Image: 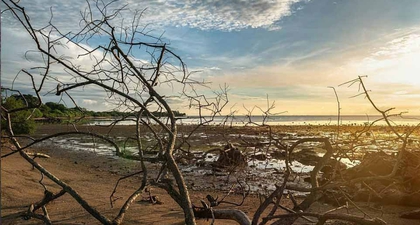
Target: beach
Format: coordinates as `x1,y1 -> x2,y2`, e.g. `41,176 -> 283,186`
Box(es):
2,124 -> 420,224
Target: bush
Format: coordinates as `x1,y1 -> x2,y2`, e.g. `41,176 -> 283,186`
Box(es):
1,96 -> 37,134
33,108 -> 43,118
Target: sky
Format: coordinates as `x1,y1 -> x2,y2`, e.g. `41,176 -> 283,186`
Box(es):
2,0 -> 420,116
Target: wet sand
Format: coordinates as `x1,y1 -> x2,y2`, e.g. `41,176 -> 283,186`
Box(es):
1,142 -> 266,225
2,124 -> 420,224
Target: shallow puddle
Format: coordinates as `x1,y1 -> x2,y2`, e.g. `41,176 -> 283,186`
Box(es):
37,128 -> 419,194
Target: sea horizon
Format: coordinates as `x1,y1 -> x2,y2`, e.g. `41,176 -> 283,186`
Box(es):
88,114 -> 420,126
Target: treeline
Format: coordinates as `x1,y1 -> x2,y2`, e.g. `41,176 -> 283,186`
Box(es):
1,94 -> 186,134
3,94 -> 186,118
2,94 -> 126,118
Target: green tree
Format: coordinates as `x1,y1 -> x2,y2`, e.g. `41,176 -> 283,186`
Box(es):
1,96 -> 36,134
39,104 -> 51,116
11,94 -> 40,107
45,102 -> 66,112
32,108 -> 43,118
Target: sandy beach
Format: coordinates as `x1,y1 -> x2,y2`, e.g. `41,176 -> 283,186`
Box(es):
2,141 -> 266,225
2,124 -> 420,224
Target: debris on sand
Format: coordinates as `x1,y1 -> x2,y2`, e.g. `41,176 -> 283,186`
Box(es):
212,143 -> 247,168
341,151 -> 420,207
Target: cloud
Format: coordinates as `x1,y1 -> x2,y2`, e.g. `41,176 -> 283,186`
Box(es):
2,0 -> 306,32
123,0 -> 305,31
82,99 -> 98,105
189,66 -> 222,72
1,24 -> 191,112
347,30 -> 420,86
1,27 -> 109,90
1,25 -> 145,111
3,0 -> 419,116
372,34 -> 420,58
1,0 -> 87,32
209,63 -> 338,89
197,28 -> 420,115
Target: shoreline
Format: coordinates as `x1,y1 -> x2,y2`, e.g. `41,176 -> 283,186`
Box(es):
1,142 -> 264,225
33,114 -> 420,127
2,124 -> 420,224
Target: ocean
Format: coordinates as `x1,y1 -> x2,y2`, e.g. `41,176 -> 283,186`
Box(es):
89,115 -> 420,126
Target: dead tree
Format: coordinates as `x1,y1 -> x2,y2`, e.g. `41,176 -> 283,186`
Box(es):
2,0 -> 418,224
191,97 -> 389,225
1,0 -> 226,224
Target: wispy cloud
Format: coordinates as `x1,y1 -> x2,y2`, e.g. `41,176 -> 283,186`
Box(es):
3,0 -> 420,115
210,61 -> 341,89
129,0 -> 306,31
372,34 -> 420,58
2,0 -> 307,32
348,30 -> 420,86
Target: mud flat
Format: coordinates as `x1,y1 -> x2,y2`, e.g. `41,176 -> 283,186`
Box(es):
2,124 -> 420,224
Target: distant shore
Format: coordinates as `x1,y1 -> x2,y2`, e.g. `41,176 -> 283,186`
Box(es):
33,114 -> 420,127
31,123 -> 420,138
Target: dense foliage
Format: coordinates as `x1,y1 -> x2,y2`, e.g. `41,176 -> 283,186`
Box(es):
1,94 -> 186,128
1,95 -> 37,134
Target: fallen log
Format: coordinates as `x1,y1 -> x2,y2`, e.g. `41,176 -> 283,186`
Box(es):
194,208 -> 251,225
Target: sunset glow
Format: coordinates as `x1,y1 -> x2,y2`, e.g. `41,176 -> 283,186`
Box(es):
2,0 -> 420,116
